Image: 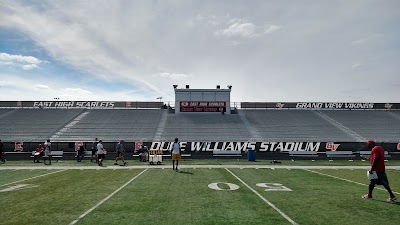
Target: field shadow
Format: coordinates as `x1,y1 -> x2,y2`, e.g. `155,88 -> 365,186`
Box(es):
178,170 -> 194,175
371,199 -> 400,206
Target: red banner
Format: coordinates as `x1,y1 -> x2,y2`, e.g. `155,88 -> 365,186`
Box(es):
180,102 -> 226,107
180,101 -> 226,112
14,141 -> 23,151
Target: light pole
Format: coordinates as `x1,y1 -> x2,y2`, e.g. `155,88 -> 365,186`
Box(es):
156,97 -> 163,108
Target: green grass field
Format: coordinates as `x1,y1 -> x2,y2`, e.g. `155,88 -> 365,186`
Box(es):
1,161 -> 400,225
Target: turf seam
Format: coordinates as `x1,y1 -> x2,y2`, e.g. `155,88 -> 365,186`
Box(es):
225,168 -> 298,225
68,168 -> 148,225
0,169 -> 66,187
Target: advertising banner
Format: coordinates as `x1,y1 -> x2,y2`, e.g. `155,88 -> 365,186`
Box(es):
240,102 -> 400,110
180,101 -> 226,112
137,141 -> 399,153
0,101 -> 163,109
14,141 -> 23,151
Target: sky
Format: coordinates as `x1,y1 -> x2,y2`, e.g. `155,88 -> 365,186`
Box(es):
0,0 -> 399,103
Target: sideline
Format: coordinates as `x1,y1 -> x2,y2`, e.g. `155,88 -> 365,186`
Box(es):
0,170 -> 66,187
304,169 -> 400,195
225,168 -> 298,225
69,168 -> 148,225
2,165 -> 400,170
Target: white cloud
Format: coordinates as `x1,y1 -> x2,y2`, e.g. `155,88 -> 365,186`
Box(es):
0,74 -> 152,101
216,21 -> 258,38
22,64 -> 39,70
62,88 -> 92,95
0,2 -> 165,96
351,63 -> 361,69
189,14 -> 222,27
0,52 -> 42,64
0,61 -> 14,66
157,72 -> 192,80
0,80 -> 7,88
0,52 -> 43,70
215,19 -> 280,39
0,1 -> 399,102
264,25 -> 281,34
58,88 -> 93,100
351,33 -> 385,45
34,84 -> 49,89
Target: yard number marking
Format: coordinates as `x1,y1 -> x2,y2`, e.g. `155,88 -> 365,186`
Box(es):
225,169 -> 298,225
256,183 -> 292,191
208,182 -> 240,191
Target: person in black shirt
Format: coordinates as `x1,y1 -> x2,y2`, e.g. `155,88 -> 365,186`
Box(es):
138,144 -> 148,162
77,145 -> 85,162
91,138 -> 98,163
0,140 -> 5,163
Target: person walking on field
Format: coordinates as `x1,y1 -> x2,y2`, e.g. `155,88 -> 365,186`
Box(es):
0,140 -> 6,163
114,140 -> 127,166
77,145 -> 85,162
91,138 -> 98,163
362,140 -> 396,202
172,138 -> 181,171
44,139 -> 52,165
97,140 -> 106,166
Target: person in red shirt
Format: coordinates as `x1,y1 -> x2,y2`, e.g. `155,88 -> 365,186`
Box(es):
33,144 -> 44,163
362,140 -> 396,202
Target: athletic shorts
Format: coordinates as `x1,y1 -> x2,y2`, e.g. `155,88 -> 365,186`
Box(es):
370,171 -> 389,186
98,154 -> 105,159
45,150 -> 50,157
91,149 -> 96,156
172,154 -> 181,161
117,152 -> 123,157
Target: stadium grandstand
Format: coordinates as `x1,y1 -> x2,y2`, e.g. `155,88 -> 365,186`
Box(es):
0,99 -> 399,160
1,105 -> 400,143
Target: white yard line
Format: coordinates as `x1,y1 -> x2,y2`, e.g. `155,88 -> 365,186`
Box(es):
0,169 -> 66,187
69,168 -> 148,225
225,168 -> 298,225
304,169 -> 400,195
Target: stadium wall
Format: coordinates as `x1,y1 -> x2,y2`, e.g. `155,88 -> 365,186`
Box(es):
3,141 -> 400,160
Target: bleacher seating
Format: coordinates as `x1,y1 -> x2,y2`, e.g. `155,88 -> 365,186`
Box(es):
243,110 -> 355,141
0,109 -> 12,116
0,109 -> 84,141
0,107 -> 399,143
57,109 -> 162,141
321,110 -> 400,142
161,113 -> 251,141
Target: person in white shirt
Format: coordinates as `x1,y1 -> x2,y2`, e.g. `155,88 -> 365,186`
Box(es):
44,139 -> 51,165
97,140 -> 105,166
172,138 -> 181,171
